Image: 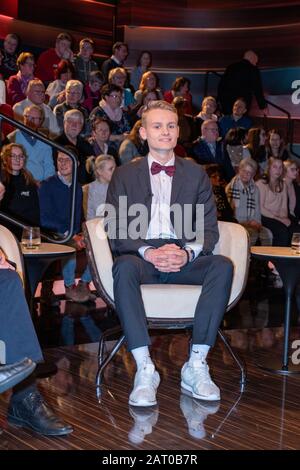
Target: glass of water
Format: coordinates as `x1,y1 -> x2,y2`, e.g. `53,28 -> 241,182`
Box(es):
21,226 -> 41,249
291,233 -> 300,254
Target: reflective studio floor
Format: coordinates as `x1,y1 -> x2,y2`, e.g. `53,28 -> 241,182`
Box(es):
1,264 -> 300,450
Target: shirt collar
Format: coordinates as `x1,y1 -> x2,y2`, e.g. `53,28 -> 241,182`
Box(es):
58,172 -> 72,187
147,152 -> 175,171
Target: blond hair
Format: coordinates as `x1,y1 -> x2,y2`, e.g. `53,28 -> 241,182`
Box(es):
86,154 -> 115,177
141,100 -> 177,127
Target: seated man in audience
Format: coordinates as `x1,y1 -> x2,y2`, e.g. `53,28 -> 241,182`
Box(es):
54,109 -> 93,184
106,101 -> 233,407
101,42 -> 129,83
7,104 -> 55,182
54,79 -> 90,136
35,32 -> 73,85
13,79 -> 60,138
74,37 -> 99,85
0,185 -> 73,436
192,119 -> 235,182
225,157 -> 272,246
39,149 -> 95,303
219,98 -> 252,139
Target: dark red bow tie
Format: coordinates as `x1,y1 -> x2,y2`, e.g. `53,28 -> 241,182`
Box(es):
151,162 -> 176,177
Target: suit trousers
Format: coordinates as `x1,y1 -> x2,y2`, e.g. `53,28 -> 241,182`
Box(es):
112,252 -> 233,351
0,269 -> 43,364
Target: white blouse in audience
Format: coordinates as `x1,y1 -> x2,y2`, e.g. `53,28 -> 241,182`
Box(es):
86,180 -> 109,219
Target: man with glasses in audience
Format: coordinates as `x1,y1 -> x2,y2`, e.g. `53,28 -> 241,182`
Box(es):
6,104 -> 55,182
13,79 -> 60,138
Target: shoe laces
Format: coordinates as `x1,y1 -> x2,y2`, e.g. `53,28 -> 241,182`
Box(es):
24,391 -> 45,411
189,358 -> 212,384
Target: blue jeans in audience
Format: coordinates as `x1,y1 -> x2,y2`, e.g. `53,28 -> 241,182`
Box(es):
61,254 -> 92,287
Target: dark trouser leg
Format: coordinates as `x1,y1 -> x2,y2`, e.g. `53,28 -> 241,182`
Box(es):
0,270 -> 43,364
112,255 -> 160,350
261,216 -> 291,247
167,255 -> 233,346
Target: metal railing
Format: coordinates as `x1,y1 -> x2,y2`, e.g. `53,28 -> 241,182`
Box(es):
0,112 -> 78,244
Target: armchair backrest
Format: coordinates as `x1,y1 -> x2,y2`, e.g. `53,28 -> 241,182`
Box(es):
0,224 -> 25,284
84,218 -> 249,312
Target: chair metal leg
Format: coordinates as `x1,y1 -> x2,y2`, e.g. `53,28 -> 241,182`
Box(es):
218,328 -> 247,392
97,325 -> 123,367
96,334 -> 125,401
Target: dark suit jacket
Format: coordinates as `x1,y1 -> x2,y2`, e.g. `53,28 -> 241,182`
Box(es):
192,139 -> 235,183
105,156 -> 219,256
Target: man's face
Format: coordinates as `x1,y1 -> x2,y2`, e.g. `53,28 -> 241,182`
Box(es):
66,87 -> 82,105
93,121 -> 110,142
28,85 -> 45,105
80,42 -> 93,61
202,123 -> 219,143
233,100 -> 247,118
115,45 -> 128,63
56,39 -> 72,58
4,36 -> 18,55
24,108 -> 43,130
140,109 -> 179,153
57,153 -> 73,178
64,118 -> 82,139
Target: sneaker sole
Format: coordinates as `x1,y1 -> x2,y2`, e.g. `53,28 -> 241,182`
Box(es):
181,380 -> 220,401
128,397 -> 157,407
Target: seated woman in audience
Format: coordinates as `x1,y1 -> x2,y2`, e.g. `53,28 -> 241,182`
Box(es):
82,70 -> 104,113
90,84 -> 131,151
130,50 -> 152,91
194,96 -> 218,135
134,71 -> 163,106
85,154 -> 116,219
172,96 -> 196,152
164,77 -> 192,115
118,120 -> 149,165
284,159 -> 300,226
244,127 -> 267,176
134,89 -> 160,122
7,52 -> 36,106
224,127 -> 250,172
108,67 -> 135,111
266,129 -> 290,161
45,59 -> 75,109
88,117 -> 117,162
226,157 -> 272,245
219,98 -> 252,138
0,143 -> 40,239
256,157 -> 295,246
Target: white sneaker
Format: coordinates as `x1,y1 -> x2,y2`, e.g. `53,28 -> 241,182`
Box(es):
129,363 -> 160,407
181,358 -> 220,401
180,394 -> 220,439
128,406 -> 159,444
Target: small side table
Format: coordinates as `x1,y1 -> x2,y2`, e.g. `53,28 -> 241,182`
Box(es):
251,246 -> 300,374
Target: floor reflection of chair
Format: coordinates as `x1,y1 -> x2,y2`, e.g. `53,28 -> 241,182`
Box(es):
83,219 -> 250,400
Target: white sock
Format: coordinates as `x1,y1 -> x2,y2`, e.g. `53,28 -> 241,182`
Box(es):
189,344 -> 210,362
131,346 -> 153,369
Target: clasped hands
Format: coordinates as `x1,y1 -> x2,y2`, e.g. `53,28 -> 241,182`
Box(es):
144,244 -> 188,273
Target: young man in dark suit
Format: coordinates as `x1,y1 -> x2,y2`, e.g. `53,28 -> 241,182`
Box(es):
106,101 -> 233,407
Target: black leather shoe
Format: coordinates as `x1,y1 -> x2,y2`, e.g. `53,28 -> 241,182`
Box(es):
8,391 -> 73,436
0,358 -> 36,394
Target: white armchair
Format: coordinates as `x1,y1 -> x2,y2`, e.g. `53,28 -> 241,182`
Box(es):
83,219 -> 250,399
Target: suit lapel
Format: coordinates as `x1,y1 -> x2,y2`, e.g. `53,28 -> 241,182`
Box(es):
137,157 -> 152,220
171,156 -> 184,205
